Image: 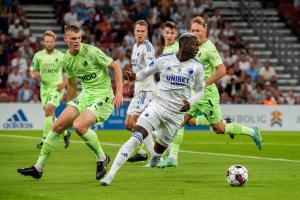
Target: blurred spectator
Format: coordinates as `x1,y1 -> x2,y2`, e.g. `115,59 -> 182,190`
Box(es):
64,6 -> 78,25
0,65 -> 8,88
11,51 -> 28,76
7,67 -> 23,91
115,52 -> 130,70
30,93 -> 40,103
245,60 -> 259,81
263,92 -> 277,105
8,18 -> 23,39
286,90 -> 296,105
17,80 -> 33,102
238,53 -> 250,71
259,60 -> 277,84
0,33 -> 10,65
251,84 -> 266,104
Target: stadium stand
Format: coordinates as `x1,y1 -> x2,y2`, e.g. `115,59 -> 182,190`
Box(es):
0,0 -> 299,104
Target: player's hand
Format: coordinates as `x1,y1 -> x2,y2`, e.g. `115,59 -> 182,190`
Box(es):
124,70 -> 136,82
31,71 -> 40,79
180,100 -> 190,112
113,93 -> 123,109
56,83 -> 65,91
123,80 -> 134,94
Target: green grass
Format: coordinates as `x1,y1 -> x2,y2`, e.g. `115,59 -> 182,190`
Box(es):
0,130 -> 299,200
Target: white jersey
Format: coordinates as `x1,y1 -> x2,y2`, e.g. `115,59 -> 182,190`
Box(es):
131,40 -> 156,94
136,53 -> 205,113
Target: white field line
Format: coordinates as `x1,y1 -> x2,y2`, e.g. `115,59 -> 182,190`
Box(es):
0,134 -> 299,163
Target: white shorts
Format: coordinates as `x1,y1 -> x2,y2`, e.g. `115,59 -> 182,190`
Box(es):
136,101 -> 184,147
127,91 -> 154,115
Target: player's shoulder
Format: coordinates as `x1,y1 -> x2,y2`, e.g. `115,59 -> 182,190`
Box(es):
34,49 -> 45,57
143,40 -> 154,52
54,49 -> 65,56
157,53 -> 174,59
190,59 -> 204,71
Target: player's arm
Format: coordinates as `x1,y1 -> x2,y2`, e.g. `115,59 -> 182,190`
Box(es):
67,77 -> 77,101
108,61 -> 123,109
30,54 -> 40,79
205,63 -> 226,87
56,72 -> 68,91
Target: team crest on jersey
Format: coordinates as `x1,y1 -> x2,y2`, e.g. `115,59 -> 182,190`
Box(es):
55,58 -> 59,62
137,52 -> 140,56
83,60 -> 88,67
188,68 -> 194,75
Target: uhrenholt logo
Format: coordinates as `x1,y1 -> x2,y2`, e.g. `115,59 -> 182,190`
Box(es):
3,109 -> 33,129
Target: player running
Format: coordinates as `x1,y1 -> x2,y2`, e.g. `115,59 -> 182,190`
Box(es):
159,16 -> 263,168
17,25 -> 123,181
100,33 -> 205,186
124,20 -> 156,163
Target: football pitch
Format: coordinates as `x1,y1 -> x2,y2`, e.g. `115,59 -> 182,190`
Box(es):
0,130 -> 299,200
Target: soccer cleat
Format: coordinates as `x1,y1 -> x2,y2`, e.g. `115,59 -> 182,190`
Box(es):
224,117 -> 234,139
251,126 -> 263,150
96,154 -> 110,180
63,130 -> 71,149
100,174 -> 113,186
149,156 -> 161,167
127,153 -> 148,162
36,142 -> 43,149
158,157 -> 178,168
17,166 -> 43,180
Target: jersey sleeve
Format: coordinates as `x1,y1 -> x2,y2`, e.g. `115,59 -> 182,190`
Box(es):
209,46 -> 223,67
143,45 -> 155,69
93,47 -> 113,68
136,57 -> 161,82
61,59 -> 74,78
30,53 -> 40,71
188,63 -> 205,105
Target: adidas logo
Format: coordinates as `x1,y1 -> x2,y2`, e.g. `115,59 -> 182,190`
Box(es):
3,109 -> 33,129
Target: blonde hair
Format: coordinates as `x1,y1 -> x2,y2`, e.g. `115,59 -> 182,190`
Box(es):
191,16 -> 207,28
133,20 -> 148,29
43,30 -> 56,40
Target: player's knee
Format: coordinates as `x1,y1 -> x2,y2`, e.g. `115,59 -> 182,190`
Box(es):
45,105 -> 55,117
52,121 -> 64,133
187,119 -> 196,126
73,121 -> 88,135
212,126 -> 225,134
134,125 -> 149,139
125,121 -> 134,131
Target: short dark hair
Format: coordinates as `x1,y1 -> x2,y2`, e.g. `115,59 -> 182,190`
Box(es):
179,33 -> 198,43
163,21 -> 177,29
191,16 -> 207,28
133,20 -> 148,29
64,25 -> 80,34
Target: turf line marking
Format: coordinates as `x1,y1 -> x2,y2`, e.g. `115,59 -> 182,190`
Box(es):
1,134 -> 300,163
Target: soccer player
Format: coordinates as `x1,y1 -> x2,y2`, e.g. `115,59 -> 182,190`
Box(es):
159,16 -> 263,168
127,21 -> 179,162
30,30 -> 71,149
100,33 -> 205,186
17,25 -> 123,180
125,20 -> 156,163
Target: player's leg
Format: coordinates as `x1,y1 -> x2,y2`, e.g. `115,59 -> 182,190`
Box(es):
79,96 -> 114,180
101,102 -> 159,186
126,92 -> 155,162
37,103 -> 56,149
158,106 -> 195,168
151,112 -> 184,168
17,106 -> 79,179
204,101 -> 263,150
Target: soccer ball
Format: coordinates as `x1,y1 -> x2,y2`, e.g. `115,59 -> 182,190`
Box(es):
226,164 -> 248,186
